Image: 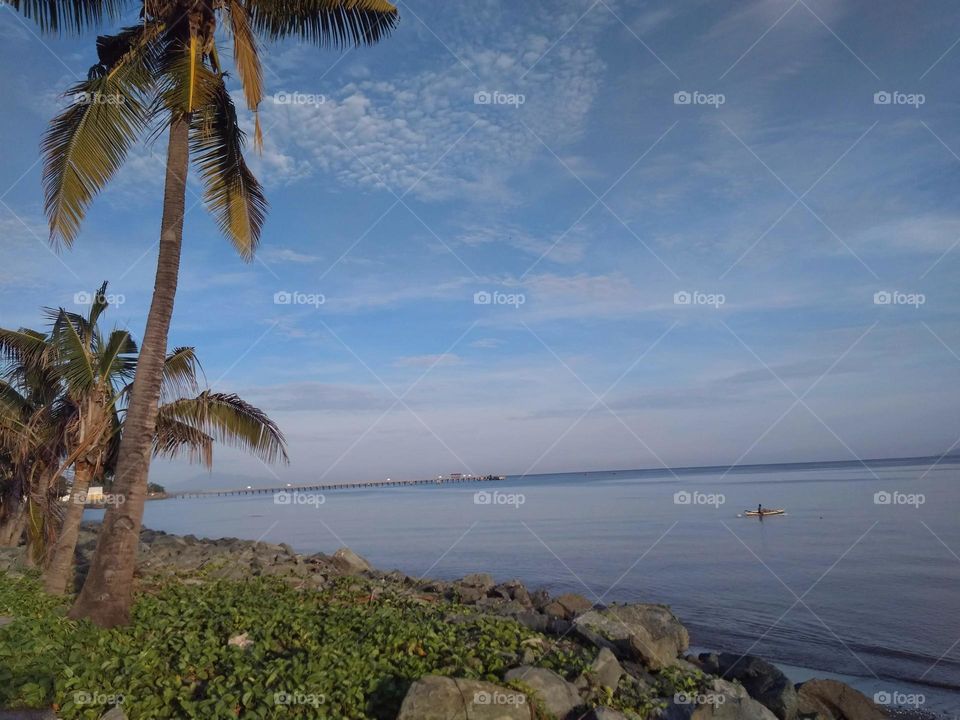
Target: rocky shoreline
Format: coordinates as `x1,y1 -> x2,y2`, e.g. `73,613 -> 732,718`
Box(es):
0,523 -> 945,720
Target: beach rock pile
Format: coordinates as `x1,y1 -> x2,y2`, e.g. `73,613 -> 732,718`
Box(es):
17,525 -> 895,720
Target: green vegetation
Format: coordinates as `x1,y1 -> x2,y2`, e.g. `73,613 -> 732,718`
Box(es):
0,572 -> 701,719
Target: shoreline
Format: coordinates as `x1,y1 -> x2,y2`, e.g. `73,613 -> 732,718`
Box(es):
1,522 -> 947,720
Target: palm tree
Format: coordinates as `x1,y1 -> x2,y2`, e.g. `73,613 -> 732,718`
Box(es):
44,343 -> 289,595
10,0 -> 398,626
0,329 -> 70,559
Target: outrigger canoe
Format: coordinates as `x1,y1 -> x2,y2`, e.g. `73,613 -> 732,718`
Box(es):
744,509 -> 785,517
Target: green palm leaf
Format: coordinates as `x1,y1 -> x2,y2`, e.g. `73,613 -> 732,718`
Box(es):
153,416 -> 214,467
156,391 -> 288,465
160,346 -> 203,400
97,329 -> 138,387
247,0 -> 398,48
7,0 -> 132,34
190,78 -> 267,259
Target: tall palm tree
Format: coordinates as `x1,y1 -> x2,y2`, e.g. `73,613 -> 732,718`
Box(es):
10,0 -> 398,626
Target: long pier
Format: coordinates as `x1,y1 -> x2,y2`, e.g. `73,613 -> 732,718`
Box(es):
168,474 -> 507,500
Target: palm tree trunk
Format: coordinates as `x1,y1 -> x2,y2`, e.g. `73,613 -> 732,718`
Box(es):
69,115 -> 190,627
0,503 -> 26,547
42,461 -> 94,595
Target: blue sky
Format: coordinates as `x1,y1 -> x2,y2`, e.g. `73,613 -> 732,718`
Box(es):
2,0 -> 960,488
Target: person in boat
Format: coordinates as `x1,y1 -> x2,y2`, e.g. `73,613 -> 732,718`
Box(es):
757,504 -> 763,515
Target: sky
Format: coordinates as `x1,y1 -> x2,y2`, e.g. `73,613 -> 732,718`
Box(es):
2,0 -> 960,489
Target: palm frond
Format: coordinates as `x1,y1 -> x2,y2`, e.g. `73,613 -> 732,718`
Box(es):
190,78 -> 267,259
50,309 -> 96,396
0,329 -> 51,372
161,346 -> 203,400
97,329 -> 138,388
157,391 -> 288,465
247,0 -> 398,48
8,0 -> 132,34
226,0 -> 263,150
41,68 -> 150,246
153,416 -> 213,467
155,37 -> 221,119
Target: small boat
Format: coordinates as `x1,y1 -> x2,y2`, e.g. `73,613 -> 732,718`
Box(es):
743,508 -> 785,517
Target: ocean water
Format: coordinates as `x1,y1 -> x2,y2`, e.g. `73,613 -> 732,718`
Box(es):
89,458 -> 960,713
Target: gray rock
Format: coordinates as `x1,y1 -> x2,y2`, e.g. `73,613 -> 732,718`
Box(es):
796,679 -> 887,720
574,604 -> 689,670
396,675 -> 529,720
0,616 -> 13,628
331,547 -> 372,575
660,677 -> 778,720
461,572 -> 495,590
555,592 -> 594,617
504,666 -> 581,719
583,710 -> 630,720
531,588 -> 552,610
0,711 -> 60,719
99,708 -> 128,720
715,654 -> 797,720
578,648 -> 623,691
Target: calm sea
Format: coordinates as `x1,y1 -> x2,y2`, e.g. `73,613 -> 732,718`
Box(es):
89,458 -> 960,713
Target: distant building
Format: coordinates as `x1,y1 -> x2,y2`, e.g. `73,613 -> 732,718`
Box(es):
86,486 -> 105,502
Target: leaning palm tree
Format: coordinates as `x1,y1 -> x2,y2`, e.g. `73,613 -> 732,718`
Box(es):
10,0 -> 398,626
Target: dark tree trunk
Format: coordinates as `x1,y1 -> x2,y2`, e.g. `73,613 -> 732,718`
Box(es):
42,461 -> 94,595
69,115 -> 190,627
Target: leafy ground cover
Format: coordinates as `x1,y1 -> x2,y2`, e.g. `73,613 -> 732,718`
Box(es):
0,571 -> 704,719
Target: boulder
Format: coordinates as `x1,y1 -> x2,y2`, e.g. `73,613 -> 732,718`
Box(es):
504,666 -> 581,719
660,678 -> 778,720
396,675 -> 529,720
530,588 -> 552,610
99,708 -> 128,720
573,604 -> 689,670
582,709 -> 630,720
714,654 -> 797,720
331,547 -> 372,575
0,616 -> 13,628
578,648 -> 623,691
462,572 -> 495,590
796,679 -> 886,720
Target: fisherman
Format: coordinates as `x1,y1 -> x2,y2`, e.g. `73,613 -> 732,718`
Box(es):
757,503 -> 763,515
